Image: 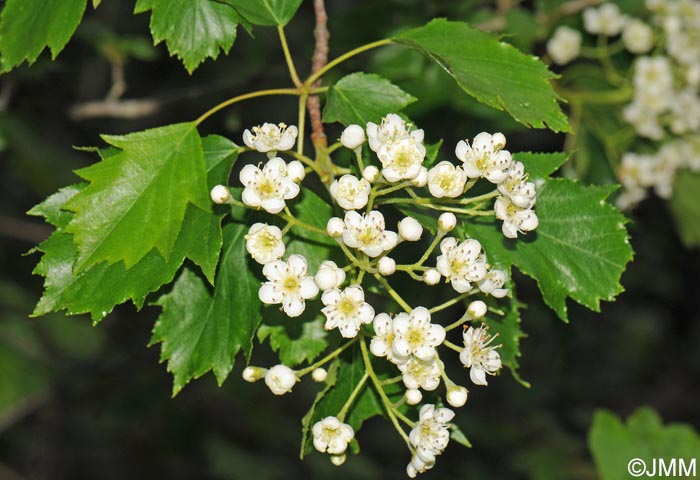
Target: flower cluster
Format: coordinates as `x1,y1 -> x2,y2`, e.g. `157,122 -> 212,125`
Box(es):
546,0 -> 700,210
211,114 -> 533,476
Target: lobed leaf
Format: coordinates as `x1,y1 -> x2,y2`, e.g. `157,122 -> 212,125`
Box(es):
152,221 -> 262,395
0,0 -> 87,71
483,296 -> 528,387
223,0 -> 302,26
323,72 -> 416,126
257,311 -> 329,367
138,0 -> 241,73
65,123 -> 209,272
589,407 -> 700,480
392,19 -> 570,132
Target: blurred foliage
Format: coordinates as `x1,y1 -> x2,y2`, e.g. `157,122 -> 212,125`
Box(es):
0,0 -> 698,479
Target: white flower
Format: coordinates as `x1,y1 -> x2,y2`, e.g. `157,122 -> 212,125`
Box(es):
314,260 -> 346,291
436,237 -> 487,293
341,210 -> 398,257
460,326 -> 502,386
286,160 -> 306,182
311,368 -> 328,382
446,385 -> 468,408
391,307 -> 446,363
321,285 -> 375,338
330,175 -> 371,210
427,161 -> 467,198
437,212 -> 457,233
377,256 -> 396,276
245,223 -> 285,265
399,356 -> 442,391
377,137 -> 426,182
259,254 -> 319,317
497,161 -> 537,209
406,404 -> 454,477
265,364 -> 297,395
455,132 -> 512,183
240,157 -> 300,214
370,312 -> 398,361
366,113 -> 424,152
398,216 -> 423,242
210,184 -> 230,204
547,26 -> 582,65
583,3 -> 627,36
467,300 -> 487,319
340,124 -> 366,150
404,388 -> 423,405
494,195 -> 539,239
478,267 -> 509,298
326,217 -> 345,237
312,416 -> 354,455
633,56 -> 674,97
623,19 -> 654,53
243,122 -> 298,153
622,102 -> 664,140
423,269 -> 441,285
362,165 -> 380,183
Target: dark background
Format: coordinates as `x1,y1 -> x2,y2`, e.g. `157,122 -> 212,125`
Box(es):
1,1 -> 699,478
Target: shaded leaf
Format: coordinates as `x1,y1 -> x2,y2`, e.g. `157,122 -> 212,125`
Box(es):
224,0 -> 302,26
292,188 -> 336,247
0,0 -> 87,71
670,170 -> 700,248
392,19 -> 569,132
141,0 -> 240,73
323,72 -> 416,126
152,222 -> 261,395
483,295 -> 528,387
257,310 -> 328,367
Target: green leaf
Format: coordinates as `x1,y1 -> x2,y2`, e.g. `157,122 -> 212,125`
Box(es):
65,123 -> 208,271
143,0 -> 240,73
423,139 -> 444,168
450,423 -> 473,448
516,151 -> 568,181
483,296 -> 528,387
589,407 -> 700,480
152,222 -> 261,395
460,178 -> 633,322
0,0 -> 87,71
257,311 -> 328,367
292,188 -> 336,247
30,136 -> 237,322
323,73 -> 417,126
392,19 -> 569,132
224,0 -> 302,26
670,170 -> 700,248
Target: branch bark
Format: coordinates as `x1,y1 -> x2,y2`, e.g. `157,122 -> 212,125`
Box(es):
307,0 -> 329,150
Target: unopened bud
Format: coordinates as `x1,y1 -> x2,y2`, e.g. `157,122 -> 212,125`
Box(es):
327,217 -> 345,237
423,269 -> 441,286
341,124 -> 366,150
438,212 -> 457,232
362,165 -> 380,183
287,160 -> 306,182
405,388 -> 423,405
311,368 -> 328,382
446,385 -> 468,408
242,366 -> 267,383
378,257 -> 396,276
210,185 -> 230,204
398,217 -> 423,242
467,300 -> 487,319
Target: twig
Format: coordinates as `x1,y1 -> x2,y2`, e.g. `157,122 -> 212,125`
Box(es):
307,0 -> 330,150
69,99 -> 160,121
0,215 -> 52,243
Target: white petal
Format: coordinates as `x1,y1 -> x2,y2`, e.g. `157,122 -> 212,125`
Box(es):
299,277 -> 319,299
283,297 -> 305,317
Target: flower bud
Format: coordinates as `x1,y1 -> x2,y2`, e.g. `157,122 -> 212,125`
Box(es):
287,160 -> 306,182
362,165 -> 380,183
405,388 -> 422,405
423,269 -> 441,285
242,366 -> 267,383
467,300 -> 487,319
315,260 -> 346,291
398,217 -> 423,242
378,256 -> 396,276
341,124 -> 365,150
210,184 -> 230,204
411,166 -> 428,187
264,364 -> 297,395
327,217 -> 345,237
311,368 -> 328,382
330,454 -> 347,466
492,132 -> 506,150
438,212 -> 457,232
446,385 -> 468,408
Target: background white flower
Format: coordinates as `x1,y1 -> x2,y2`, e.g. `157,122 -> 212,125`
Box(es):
243,122 -> 298,153
245,223 -> 285,264
321,285 -> 374,338
547,26 -> 582,65
583,3 -> 627,36
259,254 -> 319,317
240,157 -> 300,214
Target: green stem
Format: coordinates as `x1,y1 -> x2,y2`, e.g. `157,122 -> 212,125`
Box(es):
429,292 -> 471,314
278,25 -> 302,87
373,274 -> 412,312
304,39 -> 392,88
337,372 -> 369,421
296,338 -> 358,377
412,231 -> 444,268
444,312 -> 470,332
297,92 -> 308,155
444,339 -> 463,353
280,212 -> 328,236
195,88 -> 300,125
359,338 -> 412,447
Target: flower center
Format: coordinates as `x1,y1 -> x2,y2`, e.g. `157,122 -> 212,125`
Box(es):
282,276 -> 299,293
257,178 -> 278,197
255,231 -> 279,250
337,298 -> 358,316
